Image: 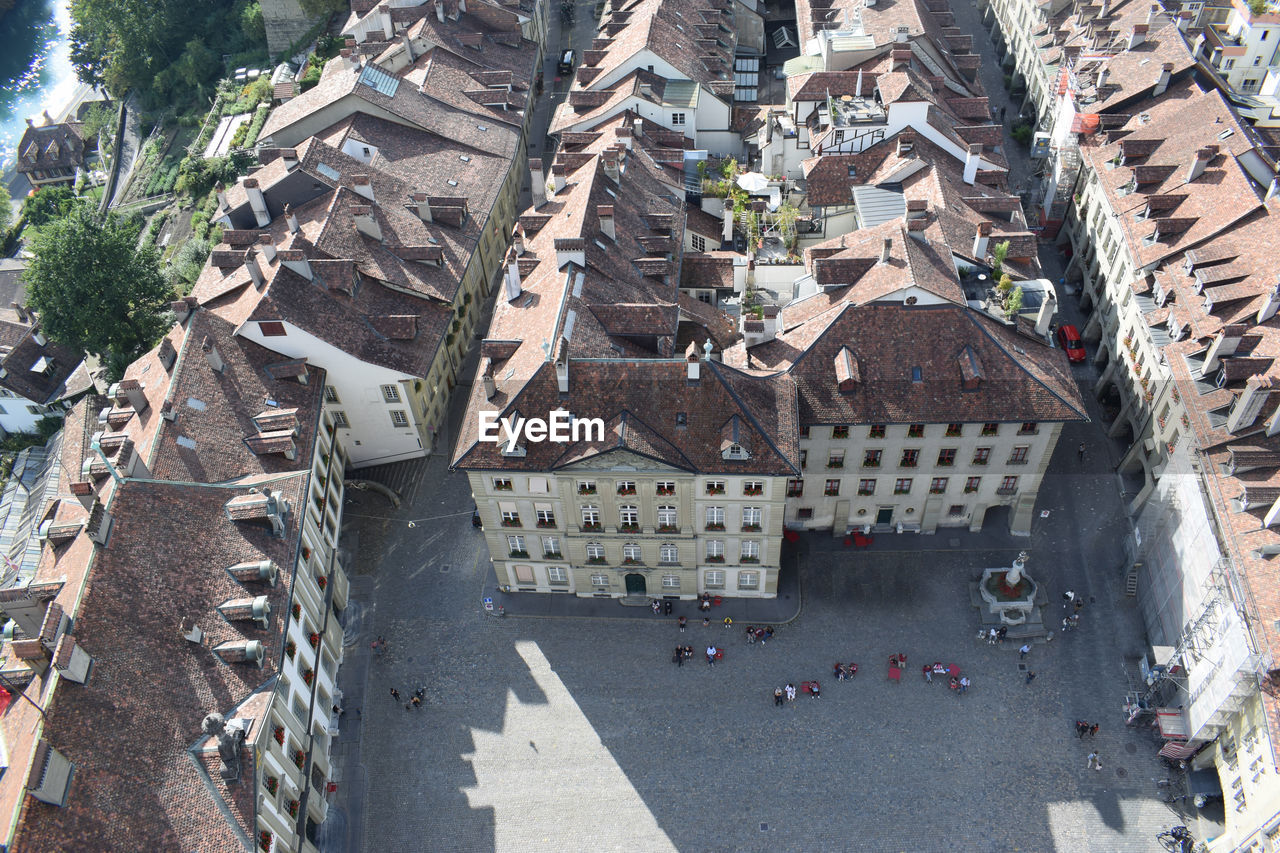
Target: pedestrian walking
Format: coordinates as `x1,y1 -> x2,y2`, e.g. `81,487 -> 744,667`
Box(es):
1076,720 -> 1088,738
958,676 -> 970,694
664,600 -> 673,616
1078,442 -> 1086,462
723,616 -> 733,629
389,687 -> 401,701
1062,617 -> 1075,632
651,600 -> 661,616
773,686 -> 784,707
678,615 -> 687,632
923,664 -> 933,683
1087,751 -> 1102,771
702,617 -> 710,628
1019,643 -> 1031,658
706,645 -> 717,666
1089,723 -> 1099,738
785,683 -> 796,702
1025,671 -> 1037,684
1063,590 -> 1076,608
988,628 -> 999,645
411,695 -> 422,708
673,646 -> 683,667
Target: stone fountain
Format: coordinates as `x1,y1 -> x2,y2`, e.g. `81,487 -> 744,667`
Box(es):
978,550 -> 1039,626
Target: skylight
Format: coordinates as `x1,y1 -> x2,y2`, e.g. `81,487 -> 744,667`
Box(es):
357,63 -> 400,97
316,162 -> 340,182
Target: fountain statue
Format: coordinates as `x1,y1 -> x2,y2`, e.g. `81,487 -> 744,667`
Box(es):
1006,550 -> 1029,587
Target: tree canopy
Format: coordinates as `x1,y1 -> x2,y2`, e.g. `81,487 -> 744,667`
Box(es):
25,207 -> 173,378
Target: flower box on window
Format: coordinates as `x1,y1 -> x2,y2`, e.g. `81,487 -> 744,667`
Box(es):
308,632 -> 320,649
265,774 -> 279,794
259,830 -> 273,852
617,487 -> 636,496
500,518 -> 522,528
740,556 -> 760,564
284,642 -> 296,661
494,482 -> 513,491
316,575 -> 327,590
578,486 -> 597,495
581,522 -> 602,531
544,551 -> 563,559
656,487 -> 674,496
937,460 -> 954,467
291,603 -> 301,620
293,749 -> 306,769
622,558 -> 641,566
706,555 -> 725,564
706,486 -> 725,495
508,549 -> 530,559
301,545 -> 311,560
741,524 -> 761,532
827,459 -> 844,468
302,669 -> 315,686
705,523 -> 725,531
964,486 -> 978,494
1181,414 -> 1190,429
536,520 -> 556,529
744,487 -> 762,496
586,556 -> 607,565
619,523 -> 639,533
658,524 -> 678,533
288,799 -> 300,818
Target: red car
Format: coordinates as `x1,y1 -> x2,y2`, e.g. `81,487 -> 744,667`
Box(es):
1057,324 -> 1086,363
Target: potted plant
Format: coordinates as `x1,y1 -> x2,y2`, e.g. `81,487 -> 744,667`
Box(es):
536,519 -> 556,529
742,523 -> 761,532
707,555 -> 725,564
302,668 -> 315,686
621,557 -> 640,566
308,632 -> 320,649
273,726 -> 285,746
578,484 -> 596,495
707,485 -> 724,495
508,549 -> 530,558
582,521 -> 602,531
706,522 -> 725,531
500,518 -> 522,528
316,575 -> 327,590
265,775 -> 279,795
656,486 -> 674,496
259,830 -> 273,852
617,486 -> 636,496
619,522 -> 639,533
744,486 -> 762,496
291,603 -> 301,620
288,799 -> 300,818
285,641 -> 296,661
586,556 -> 607,565
293,749 -> 306,769
658,524 -> 678,533
741,556 -> 760,564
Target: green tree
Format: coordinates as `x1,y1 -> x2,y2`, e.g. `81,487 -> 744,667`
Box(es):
0,184 -> 11,236
240,1 -> 265,42
21,186 -> 79,228
78,101 -> 116,150
297,0 -> 346,19
25,207 -> 172,376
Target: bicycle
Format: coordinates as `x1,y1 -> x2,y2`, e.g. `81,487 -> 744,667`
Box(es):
1156,825 -> 1195,853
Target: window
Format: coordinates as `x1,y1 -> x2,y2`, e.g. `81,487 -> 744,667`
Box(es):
656,480 -> 675,496
1018,422 -> 1038,435
622,544 -> 642,563
973,447 -> 991,465
945,423 -> 962,437
536,508 -> 556,527
390,410 -> 409,427
742,507 -> 762,530
706,480 -> 725,495
930,478 -> 948,494
705,569 -> 725,587
1009,446 -> 1029,464
824,479 -> 840,496
578,480 -> 597,495
662,573 -> 680,588
797,508 -> 814,519
581,506 -> 601,527
827,451 -> 845,468
800,449 -> 808,469
706,541 -> 724,560
332,411 -> 350,428
981,423 -> 999,436
706,506 -> 725,529
744,481 -> 763,496
725,443 -> 749,460
691,233 -> 706,252
542,536 -> 561,557
964,477 -> 981,493
547,566 -> 568,584
937,449 -> 956,466
900,449 -> 919,468
619,505 -> 639,529
258,321 -> 287,337
832,425 -> 849,439
502,507 -> 521,525
617,480 -> 636,495
586,542 -> 605,560
590,573 -> 609,586
787,479 -> 804,497
660,544 -> 679,564
863,449 -> 881,467
741,540 -> 760,561
738,571 -> 759,590
657,505 -> 678,529
858,479 -> 875,495
868,424 -> 886,439
493,477 -> 513,491
908,424 -> 925,438
894,478 -> 912,494
381,384 -> 401,403
949,504 -> 966,517
799,425 -> 811,439
323,386 -> 340,403
507,534 -> 526,555
999,476 -> 1019,494
671,111 -> 686,126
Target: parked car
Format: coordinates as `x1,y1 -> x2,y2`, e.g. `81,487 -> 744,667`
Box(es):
557,50 -> 575,75
1056,324 -> 1086,363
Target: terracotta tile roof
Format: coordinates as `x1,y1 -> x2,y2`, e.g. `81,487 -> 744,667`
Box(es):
14,121 -> 85,176
0,323 -> 89,407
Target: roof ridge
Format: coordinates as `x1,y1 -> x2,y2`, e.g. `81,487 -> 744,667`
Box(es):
961,310 -> 1090,421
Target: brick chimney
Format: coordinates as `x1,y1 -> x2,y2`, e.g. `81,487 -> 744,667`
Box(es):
284,203 -> 298,234
352,174 -> 375,202
279,250 -> 312,281
504,248 -> 522,300
1127,23 -> 1148,50
203,336 -> 225,373
963,144 -> 981,185
530,160 -> 547,207
1202,324 -> 1246,376
598,205 -> 615,240
879,236 -> 892,264
1187,147 -> 1213,183
242,178 -> 270,228
116,378 -> 149,413
1153,62 -> 1173,96
244,247 -> 264,288
972,221 -> 991,259
257,232 -> 277,264
896,131 -> 915,156
352,205 -> 383,241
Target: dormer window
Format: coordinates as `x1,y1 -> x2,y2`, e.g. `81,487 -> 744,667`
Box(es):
724,443 -> 750,460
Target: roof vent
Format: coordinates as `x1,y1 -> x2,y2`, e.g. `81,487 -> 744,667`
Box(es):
180,617 -> 204,644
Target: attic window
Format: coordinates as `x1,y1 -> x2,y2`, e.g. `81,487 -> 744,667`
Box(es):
460,155 -> 471,162
447,179 -> 459,187
1218,128 -> 1235,140
911,366 -> 922,383
724,443 -> 749,460
847,166 -> 856,177
478,125 -> 488,132
676,412 -> 687,426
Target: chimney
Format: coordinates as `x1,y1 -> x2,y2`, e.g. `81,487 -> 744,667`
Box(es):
598,205 -> 615,240
410,191 -> 433,222
284,203 -> 298,234
633,117 -> 644,141
963,143 -> 981,185
1153,62 -> 1173,96
31,329 -> 45,346
280,250 -> 313,280
170,299 -> 193,322
117,378 -> 149,413
244,248 -> 264,288
10,303 -> 26,323
1187,147 -> 1213,183
1099,0 -> 1110,16
504,249 -> 522,300
761,305 -> 779,341
512,223 -> 525,255
722,207 -> 733,244
352,205 -> 383,241
530,160 -> 546,207
555,344 -> 568,393
554,238 -> 585,269
401,31 -> 415,62
1096,65 -> 1109,88
352,174 -> 374,202
482,373 -> 496,400
602,150 -> 620,181
552,166 -> 566,195
972,221 -> 991,259
435,0 -> 445,22
896,131 -> 915,156
895,25 -> 909,43
879,236 -> 892,264
1259,280 -> 1280,323
379,3 -> 393,39
1127,24 -> 1148,50
1202,325 -> 1245,376
1267,170 -> 1280,202
203,336 -> 225,373
458,0 -> 467,12
1035,290 -> 1057,337
1177,11 -> 1190,32
257,233 -> 277,263
69,480 -> 95,512
215,181 -> 228,209
1228,376 -> 1273,432
243,178 -> 270,228
1147,3 -> 1159,25
340,47 -> 354,69
687,346 -> 701,382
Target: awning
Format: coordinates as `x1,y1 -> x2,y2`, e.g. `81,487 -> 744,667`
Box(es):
1157,708 -> 1190,741
1159,741 -> 1198,761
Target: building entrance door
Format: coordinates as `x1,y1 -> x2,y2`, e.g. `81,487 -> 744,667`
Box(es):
875,506 -> 894,526
625,573 -> 646,595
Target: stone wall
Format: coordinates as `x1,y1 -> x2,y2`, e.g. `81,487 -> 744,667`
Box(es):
261,0 -> 319,61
